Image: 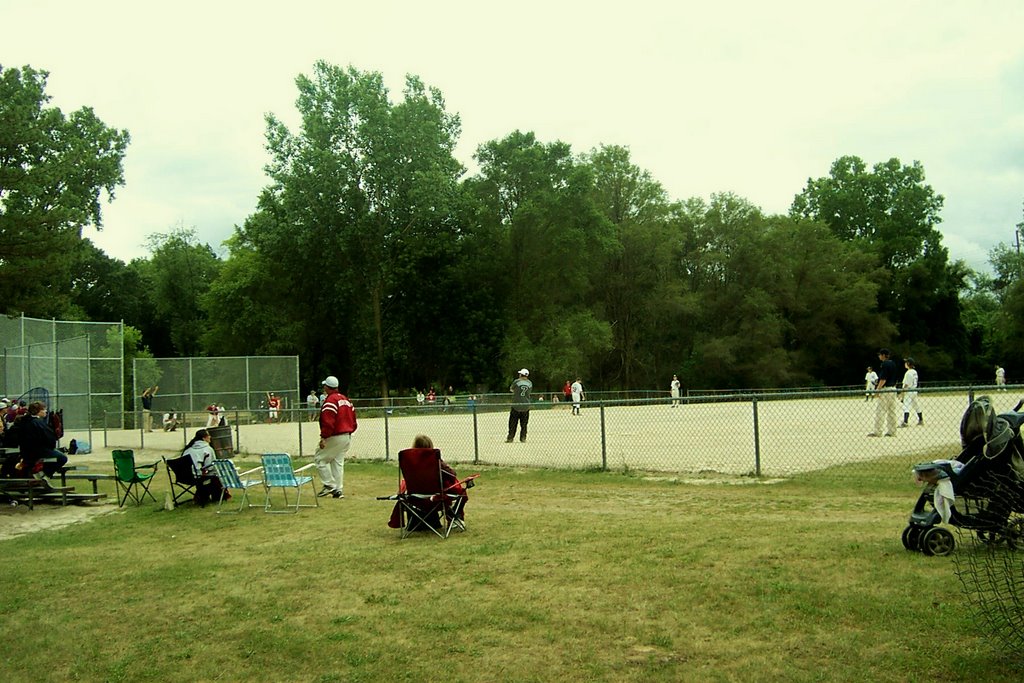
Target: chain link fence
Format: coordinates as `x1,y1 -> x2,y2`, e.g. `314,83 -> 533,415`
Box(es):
1,315 -> 123,432
98,384 -> 1020,480
131,356 -> 300,428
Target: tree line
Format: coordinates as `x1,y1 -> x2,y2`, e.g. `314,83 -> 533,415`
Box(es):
3,62 -> 1022,397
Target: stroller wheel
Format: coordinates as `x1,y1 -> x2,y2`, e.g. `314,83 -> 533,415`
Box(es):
901,525 -> 923,551
920,527 -> 955,556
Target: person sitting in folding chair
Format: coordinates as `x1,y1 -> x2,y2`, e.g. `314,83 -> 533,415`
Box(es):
388,434 -> 471,532
182,429 -> 228,506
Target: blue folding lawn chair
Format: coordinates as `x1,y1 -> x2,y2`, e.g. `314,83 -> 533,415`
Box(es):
260,453 -> 319,513
211,459 -> 263,514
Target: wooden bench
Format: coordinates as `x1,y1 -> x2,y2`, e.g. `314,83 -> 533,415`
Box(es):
62,473 -> 117,494
0,478 -> 75,510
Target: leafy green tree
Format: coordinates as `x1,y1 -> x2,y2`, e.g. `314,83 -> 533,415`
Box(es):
66,239 -> 146,323
791,155 -> 966,371
676,194 -> 889,387
582,144 -> 682,388
136,228 -> 222,357
469,131 -> 616,388
239,62 -> 471,395
0,65 -> 129,316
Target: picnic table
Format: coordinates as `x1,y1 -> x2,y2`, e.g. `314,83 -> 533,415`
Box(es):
0,462 -> 109,509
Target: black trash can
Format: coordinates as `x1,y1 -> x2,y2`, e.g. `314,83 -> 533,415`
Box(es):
208,425 -> 234,459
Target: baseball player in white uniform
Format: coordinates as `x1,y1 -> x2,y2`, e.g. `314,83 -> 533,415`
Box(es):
570,378 -> 584,416
899,358 -> 921,427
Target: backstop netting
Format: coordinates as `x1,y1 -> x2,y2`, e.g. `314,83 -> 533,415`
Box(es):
133,355 -> 300,418
0,314 -> 123,430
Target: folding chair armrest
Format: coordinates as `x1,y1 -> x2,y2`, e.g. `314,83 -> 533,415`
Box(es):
136,461 -> 160,471
376,495 -> 399,500
294,463 -> 316,474
239,466 -> 263,476
445,473 -> 480,492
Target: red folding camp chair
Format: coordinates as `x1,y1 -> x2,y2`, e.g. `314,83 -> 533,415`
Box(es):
378,447 -> 479,539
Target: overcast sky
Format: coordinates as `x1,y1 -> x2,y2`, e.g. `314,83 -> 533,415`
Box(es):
3,1 -> 1022,271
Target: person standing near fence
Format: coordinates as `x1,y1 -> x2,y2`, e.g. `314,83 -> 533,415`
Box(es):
306,389 -> 319,421
266,392 -> 281,423
899,358 -> 922,427
571,377 -> 584,416
315,375 -> 357,499
869,349 -> 900,437
141,385 -> 158,432
506,368 -> 532,443
670,375 -> 681,407
864,366 -> 877,401
996,365 -> 1006,390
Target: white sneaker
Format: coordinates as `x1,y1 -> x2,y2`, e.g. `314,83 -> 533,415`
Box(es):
316,486 -> 334,497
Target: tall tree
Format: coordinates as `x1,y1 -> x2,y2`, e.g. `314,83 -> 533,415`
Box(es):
469,131 -> 616,387
791,155 -> 966,371
239,63 -> 469,396
582,144 -> 680,388
677,193 -> 889,387
0,65 -> 129,316
137,228 -> 221,357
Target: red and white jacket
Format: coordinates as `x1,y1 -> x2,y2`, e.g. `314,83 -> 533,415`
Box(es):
319,389 -> 357,438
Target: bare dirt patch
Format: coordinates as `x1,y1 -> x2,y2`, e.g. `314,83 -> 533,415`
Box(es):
0,500 -> 118,541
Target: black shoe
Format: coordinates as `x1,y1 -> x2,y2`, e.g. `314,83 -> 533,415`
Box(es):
505,438 -> 513,443
317,486 -> 334,497
520,438 -> 526,443
331,489 -> 344,499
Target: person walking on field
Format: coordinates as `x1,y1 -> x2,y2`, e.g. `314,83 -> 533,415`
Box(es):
506,369 -> 532,443
996,365 -> 1006,390
864,366 -> 878,401
868,349 -> 900,437
899,358 -> 922,427
670,375 -> 681,408
315,376 -> 357,498
570,378 -> 584,416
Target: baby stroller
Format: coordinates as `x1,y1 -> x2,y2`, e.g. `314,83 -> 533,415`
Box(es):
902,396 -> 1024,556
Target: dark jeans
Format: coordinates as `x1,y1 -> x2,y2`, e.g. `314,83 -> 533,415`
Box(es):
24,449 -> 68,477
507,409 -> 530,442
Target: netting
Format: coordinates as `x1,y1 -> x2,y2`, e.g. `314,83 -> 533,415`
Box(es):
133,355 -> 299,416
1,315 -> 123,429
953,470 -> 1024,657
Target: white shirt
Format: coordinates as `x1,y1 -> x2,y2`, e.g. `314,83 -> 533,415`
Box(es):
571,381 -> 583,400
183,441 -> 216,476
865,371 -> 878,388
670,379 -> 681,396
902,369 -> 919,391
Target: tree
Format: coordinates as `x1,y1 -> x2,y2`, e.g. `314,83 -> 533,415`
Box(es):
791,156 -> 945,271
136,228 -> 222,357
239,63 -> 470,395
67,239 -> 146,323
791,155 -> 966,370
0,65 -> 129,316
582,144 -> 681,388
676,194 -> 889,387
469,131 -> 616,387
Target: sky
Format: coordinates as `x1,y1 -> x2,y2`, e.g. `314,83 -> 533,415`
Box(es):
2,1 -> 1022,271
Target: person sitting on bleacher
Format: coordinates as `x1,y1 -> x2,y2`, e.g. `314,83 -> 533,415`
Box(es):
16,401 -> 67,480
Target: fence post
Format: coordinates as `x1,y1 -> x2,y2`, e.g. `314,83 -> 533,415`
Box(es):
103,411 -> 108,448
297,408 -> 304,457
752,396 -> 761,477
472,402 -> 480,465
968,387 -> 975,406
600,402 -> 607,471
384,406 -> 391,462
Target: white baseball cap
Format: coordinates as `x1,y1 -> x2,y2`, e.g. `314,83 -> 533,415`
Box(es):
518,368 -> 530,376
322,376 -> 340,388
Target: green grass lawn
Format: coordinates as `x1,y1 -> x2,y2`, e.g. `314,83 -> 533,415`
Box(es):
1,457 -> 1019,682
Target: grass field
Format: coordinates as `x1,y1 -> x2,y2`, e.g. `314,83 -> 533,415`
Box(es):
0,450 -> 1020,682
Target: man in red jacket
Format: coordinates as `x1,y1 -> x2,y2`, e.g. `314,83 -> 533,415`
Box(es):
316,375 -> 357,498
